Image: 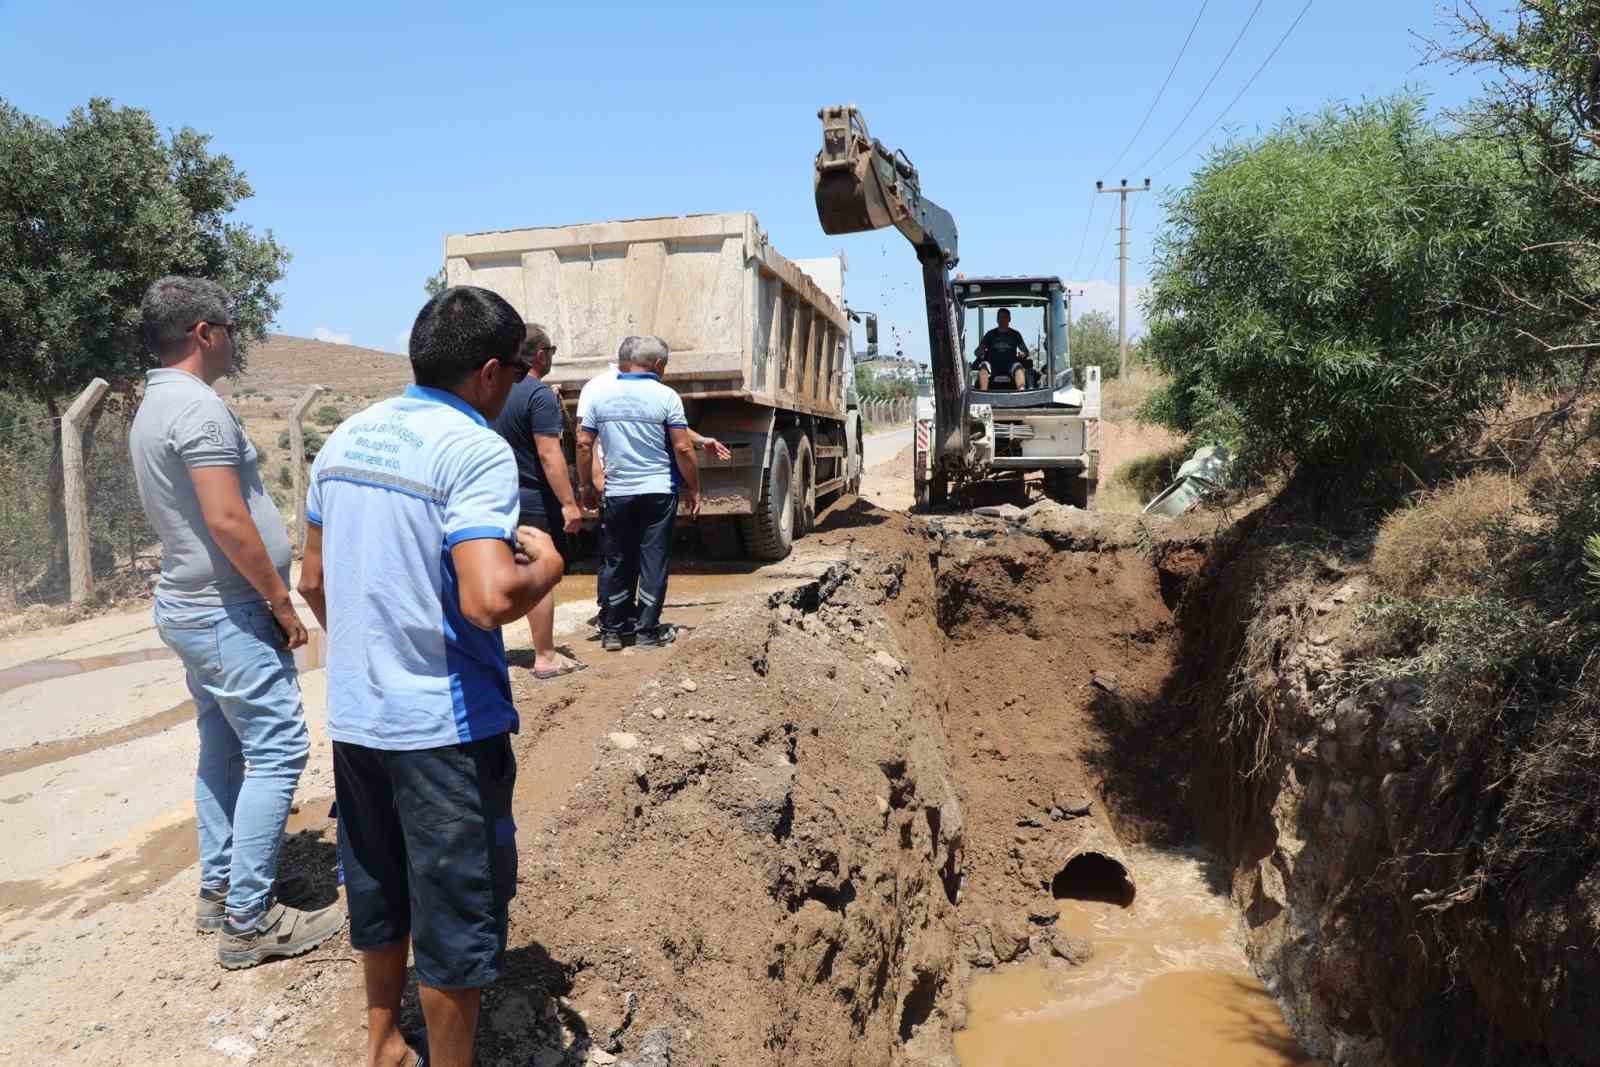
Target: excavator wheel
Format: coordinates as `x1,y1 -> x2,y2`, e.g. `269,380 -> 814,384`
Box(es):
740,436 -> 795,561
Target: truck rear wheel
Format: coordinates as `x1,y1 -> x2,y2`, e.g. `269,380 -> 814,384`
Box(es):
793,435 -> 817,535
740,437 -> 794,561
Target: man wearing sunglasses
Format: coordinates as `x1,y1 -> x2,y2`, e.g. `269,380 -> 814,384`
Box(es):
130,276 -> 342,968
492,324 -> 585,680
298,285 -> 563,1067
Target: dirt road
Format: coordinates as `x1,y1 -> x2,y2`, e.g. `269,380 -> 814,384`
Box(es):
0,430 -> 916,1065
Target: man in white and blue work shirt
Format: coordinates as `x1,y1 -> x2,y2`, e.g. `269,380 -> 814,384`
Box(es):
297,286 -> 563,1067
576,335 -> 701,651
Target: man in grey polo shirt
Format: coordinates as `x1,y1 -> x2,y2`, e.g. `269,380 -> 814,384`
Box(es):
129,276 -> 343,969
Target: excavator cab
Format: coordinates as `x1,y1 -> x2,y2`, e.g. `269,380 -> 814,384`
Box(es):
955,276 -> 1080,408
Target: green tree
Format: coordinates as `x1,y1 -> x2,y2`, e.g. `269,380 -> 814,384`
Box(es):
1068,310 -> 1119,379
424,268 -> 446,297
0,97 -> 289,409
1435,4 -> 1600,447
854,364 -> 913,400
1141,94 -> 1558,478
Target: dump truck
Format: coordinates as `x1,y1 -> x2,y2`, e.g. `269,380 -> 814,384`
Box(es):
814,104 -> 1102,509
443,213 -> 861,560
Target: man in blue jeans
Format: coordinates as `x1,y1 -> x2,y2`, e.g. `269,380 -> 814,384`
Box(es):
576,335 -> 701,651
129,276 -> 344,968
299,286 -> 564,1067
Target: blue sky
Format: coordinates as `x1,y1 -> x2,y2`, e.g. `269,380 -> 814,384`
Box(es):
2,0 -> 1488,363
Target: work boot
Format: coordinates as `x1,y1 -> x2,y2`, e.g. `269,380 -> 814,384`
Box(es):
601,631 -> 623,652
217,901 -> 344,970
634,625 -> 678,649
195,886 -> 228,933
196,874 -> 313,933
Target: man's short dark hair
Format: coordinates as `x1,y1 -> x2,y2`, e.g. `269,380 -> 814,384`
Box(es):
997,308 -> 1011,319
409,287 -> 526,388
141,276 -> 232,357
518,322 -> 552,362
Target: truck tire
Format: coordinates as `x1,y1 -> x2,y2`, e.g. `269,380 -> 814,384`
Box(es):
740,437 -> 794,561
793,434 -> 817,535
845,411 -> 862,495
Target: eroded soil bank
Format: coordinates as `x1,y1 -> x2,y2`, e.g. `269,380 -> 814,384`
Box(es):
1175,505 -> 1600,1067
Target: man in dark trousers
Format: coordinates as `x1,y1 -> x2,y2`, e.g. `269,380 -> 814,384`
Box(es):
492,323 -> 585,679
575,335 -> 700,651
974,308 -> 1032,390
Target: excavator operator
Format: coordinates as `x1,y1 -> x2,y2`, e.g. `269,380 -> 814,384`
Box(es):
974,308 -> 1031,391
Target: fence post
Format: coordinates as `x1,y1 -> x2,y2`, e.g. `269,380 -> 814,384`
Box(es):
289,386 -> 326,554
62,377 -> 111,606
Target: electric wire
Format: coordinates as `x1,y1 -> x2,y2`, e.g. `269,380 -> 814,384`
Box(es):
1130,0 -> 1267,176
1069,192 -> 1102,279
1103,0 -> 1212,177
1150,0 -> 1316,179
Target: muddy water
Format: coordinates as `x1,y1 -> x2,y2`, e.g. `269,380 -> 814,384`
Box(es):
955,848 -> 1320,1067
0,646 -> 173,696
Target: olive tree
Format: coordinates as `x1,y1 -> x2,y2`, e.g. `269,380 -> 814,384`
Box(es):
0,97 -> 289,411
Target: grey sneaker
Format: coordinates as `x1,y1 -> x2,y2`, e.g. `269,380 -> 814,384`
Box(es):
195,886 -> 228,933
217,901 -> 344,970
634,625 -> 678,649
601,631 -> 624,652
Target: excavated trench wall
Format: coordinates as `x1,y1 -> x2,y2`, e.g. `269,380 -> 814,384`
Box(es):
1178,514 -> 1600,1067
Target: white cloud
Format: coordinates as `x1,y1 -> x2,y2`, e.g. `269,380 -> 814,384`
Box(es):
313,326 -> 352,345
1061,279 -> 1151,339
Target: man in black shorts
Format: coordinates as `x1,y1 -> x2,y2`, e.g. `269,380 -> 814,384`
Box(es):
494,324 -> 585,678
974,308 -> 1031,390
298,286 -> 565,1067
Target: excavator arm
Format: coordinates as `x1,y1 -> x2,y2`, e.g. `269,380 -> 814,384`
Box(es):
814,104 -> 966,481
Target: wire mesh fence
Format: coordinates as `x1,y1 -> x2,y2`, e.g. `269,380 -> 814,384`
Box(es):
0,392 -> 155,612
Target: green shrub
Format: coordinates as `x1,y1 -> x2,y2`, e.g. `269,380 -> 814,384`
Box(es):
277,464 -> 292,488
276,428 -> 325,460
1142,94 -> 1558,480
313,404 -> 341,425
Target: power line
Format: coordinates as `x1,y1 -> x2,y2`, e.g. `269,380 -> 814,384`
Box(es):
1131,0 -> 1266,175
1103,0 -> 1212,176
1152,0 -> 1316,178
1069,192 -> 1102,278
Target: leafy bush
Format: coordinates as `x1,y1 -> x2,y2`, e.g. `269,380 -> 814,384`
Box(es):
276,428 -> 324,460
1142,95 -> 1557,480
277,464 -> 292,488
313,404 -> 341,426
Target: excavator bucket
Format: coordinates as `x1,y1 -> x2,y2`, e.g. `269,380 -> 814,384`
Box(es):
814,105 -> 898,236
814,104 -> 958,264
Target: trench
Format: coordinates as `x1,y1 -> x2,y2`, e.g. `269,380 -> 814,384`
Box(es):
905,519 -> 1318,1066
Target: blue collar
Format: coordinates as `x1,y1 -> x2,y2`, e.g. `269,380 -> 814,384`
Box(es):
403,384 -> 488,427
617,371 -> 660,381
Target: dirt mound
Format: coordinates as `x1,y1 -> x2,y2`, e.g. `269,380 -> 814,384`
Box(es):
476,516 -> 966,1067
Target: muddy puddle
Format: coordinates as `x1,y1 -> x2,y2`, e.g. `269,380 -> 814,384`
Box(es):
955,848 -> 1320,1066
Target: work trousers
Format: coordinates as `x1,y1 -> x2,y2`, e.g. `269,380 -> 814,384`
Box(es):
599,492 -> 677,635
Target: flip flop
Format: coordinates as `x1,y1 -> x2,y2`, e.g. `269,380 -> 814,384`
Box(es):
532,660 -> 588,680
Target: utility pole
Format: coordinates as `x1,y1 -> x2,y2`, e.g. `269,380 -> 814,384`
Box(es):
1063,287 -> 1084,368
1096,178 -> 1150,378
